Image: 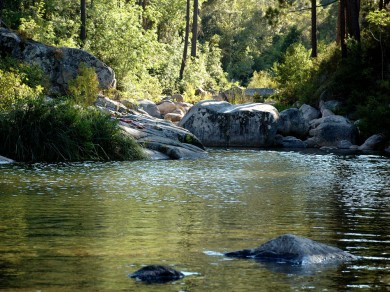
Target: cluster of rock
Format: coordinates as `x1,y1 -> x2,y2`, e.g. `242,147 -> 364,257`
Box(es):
137,95 -> 192,123
275,100 -> 387,152
95,96 -> 207,160
176,99 -> 388,153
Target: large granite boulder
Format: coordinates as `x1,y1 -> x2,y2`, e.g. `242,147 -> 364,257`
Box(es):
307,115 -> 358,148
129,265 -> 184,283
179,100 -> 279,147
277,108 -> 309,138
0,28 -> 115,95
225,234 -> 356,265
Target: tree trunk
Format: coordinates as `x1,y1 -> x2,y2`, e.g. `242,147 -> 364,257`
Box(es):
311,0 -> 317,58
80,0 -> 86,43
345,0 -> 360,42
180,0 -> 191,80
379,0 -> 389,9
191,0 -> 199,58
0,0 -> 3,27
339,0 -> 347,58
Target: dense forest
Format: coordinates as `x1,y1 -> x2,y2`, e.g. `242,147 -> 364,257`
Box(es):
0,0 -> 389,160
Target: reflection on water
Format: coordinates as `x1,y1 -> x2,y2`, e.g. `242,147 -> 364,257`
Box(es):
0,150 -> 389,291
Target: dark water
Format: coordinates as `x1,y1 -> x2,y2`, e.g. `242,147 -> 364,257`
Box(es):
0,150 -> 389,291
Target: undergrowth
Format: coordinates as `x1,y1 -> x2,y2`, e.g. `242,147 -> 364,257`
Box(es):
0,98 -> 145,162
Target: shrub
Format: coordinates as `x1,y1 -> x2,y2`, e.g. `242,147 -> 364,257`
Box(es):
248,70 -> 277,88
0,98 -> 145,162
272,43 -> 313,104
0,69 -> 43,111
68,63 -> 100,106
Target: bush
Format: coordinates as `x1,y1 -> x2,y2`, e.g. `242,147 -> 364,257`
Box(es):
272,43 -> 313,104
68,63 -> 100,106
0,69 -> 43,111
0,98 -> 145,162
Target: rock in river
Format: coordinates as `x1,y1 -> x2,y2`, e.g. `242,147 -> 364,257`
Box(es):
129,265 -> 184,283
225,234 -> 356,265
179,100 -> 279,147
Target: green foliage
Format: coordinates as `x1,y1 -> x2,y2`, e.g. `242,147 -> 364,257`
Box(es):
248,70 -> 277,88
356,92 -> 390,139
0,69 -> 43,111
272,43 -> 314,103
0,98 -> 145,162
68,63 -> 100,106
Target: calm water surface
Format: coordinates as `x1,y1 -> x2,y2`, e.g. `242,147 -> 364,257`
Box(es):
0,149 -> 389,291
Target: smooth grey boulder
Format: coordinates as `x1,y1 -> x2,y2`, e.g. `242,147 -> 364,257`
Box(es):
299,104 -> 321,123
129,265 -> 184,283
0,28 -> 115,95
179,100 -> 279,147
277,108 -> 309,138
225,234 -> 356,265
358,134 -> 386,151
138,99 -> 162,118
308,115 -> 358,148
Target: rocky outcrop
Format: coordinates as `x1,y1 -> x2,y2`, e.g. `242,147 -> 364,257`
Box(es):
0,28 -> 115,95
225,234 -> 356,265
129,265 -> 184,283
179,100 -> 280,147
95,96 -> 207,160
119,114 -> 206,160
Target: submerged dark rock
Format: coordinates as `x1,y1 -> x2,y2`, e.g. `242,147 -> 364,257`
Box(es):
225,234 -> 356,265
129,265 -> 184,283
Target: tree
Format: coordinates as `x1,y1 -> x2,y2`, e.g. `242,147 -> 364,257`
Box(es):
180,0 -> 191,80
345,0 -> 360,42
337,0 -> 360,58
311,0 -> 317,57
338,0 -> 348,58
379,0 -> 390,10
81,0 -> 86,43
191,0 -> 199,58
0,0 -> 3,27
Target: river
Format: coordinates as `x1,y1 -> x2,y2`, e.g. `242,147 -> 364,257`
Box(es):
0,149 -> 389,291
